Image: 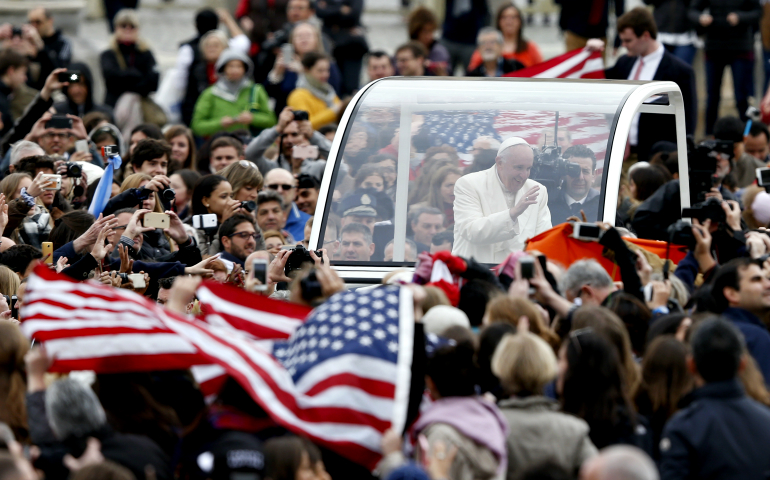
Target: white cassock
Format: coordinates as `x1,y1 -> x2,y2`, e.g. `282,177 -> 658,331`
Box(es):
452,165 -> 552,264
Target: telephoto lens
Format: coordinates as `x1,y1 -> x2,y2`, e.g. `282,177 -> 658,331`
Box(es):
241,200 -> 256,212
65,162 -> 82,178
161,188 -> 176,201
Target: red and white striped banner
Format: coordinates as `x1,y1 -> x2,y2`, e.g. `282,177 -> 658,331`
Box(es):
505,47 -> 605,79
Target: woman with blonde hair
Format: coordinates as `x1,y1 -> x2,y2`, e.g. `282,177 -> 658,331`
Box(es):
0,173 -> 32,201
119,173 -> 164,214
164,125 -> 197,171
0,266 -> 20,298
220,160 -> 263,204
0,323 -> 29,443
492,331 -> 597,476
100,9 -> 159,111
484,296 -> 560,350
263,230 -> 288,255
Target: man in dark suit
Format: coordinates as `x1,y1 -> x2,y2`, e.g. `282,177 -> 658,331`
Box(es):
590,7 -> 697,162
548,145 -> 602,225
467,28 -> 525,77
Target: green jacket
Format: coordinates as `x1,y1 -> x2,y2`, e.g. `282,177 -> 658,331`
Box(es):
191,82 -> 276,137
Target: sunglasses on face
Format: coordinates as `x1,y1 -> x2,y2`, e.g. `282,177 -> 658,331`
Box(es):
267,184 -> 295,191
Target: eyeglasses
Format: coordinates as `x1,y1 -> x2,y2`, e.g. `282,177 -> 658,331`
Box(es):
267,184 -> 295,191
115,224 -> 128,230
568,327 -> 594,355
118,23 -> 137,29
229,231 -> 260,241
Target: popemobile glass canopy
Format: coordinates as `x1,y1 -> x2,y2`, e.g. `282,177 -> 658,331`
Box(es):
309,77 -> 690,285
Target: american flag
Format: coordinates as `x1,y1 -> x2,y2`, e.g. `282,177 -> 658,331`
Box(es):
20,265 -> 416,470
505,47 -> 605,80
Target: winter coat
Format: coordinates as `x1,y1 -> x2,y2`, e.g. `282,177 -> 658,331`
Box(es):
100,39 -> 160,107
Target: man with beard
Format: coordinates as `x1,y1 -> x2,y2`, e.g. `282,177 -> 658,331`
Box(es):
218,213 -> 258,267
467,28 -> 524,77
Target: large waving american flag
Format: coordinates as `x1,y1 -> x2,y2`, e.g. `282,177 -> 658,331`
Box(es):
20,265 -> 415,470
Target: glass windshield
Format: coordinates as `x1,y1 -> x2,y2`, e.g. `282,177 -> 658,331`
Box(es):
320,78 -> 640,265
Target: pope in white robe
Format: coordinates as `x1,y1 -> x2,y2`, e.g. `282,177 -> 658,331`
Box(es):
452,136 -> 552,264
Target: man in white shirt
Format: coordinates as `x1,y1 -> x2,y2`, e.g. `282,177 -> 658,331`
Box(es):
452,137 -> 552,263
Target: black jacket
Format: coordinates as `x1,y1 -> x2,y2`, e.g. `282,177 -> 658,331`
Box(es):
644,0 -> 694,34
53,62 -> 114,121
0,81 -> 12,138
660,379 -> 770,480
99,42 -> 160,107
467,58 -> 525,77
42,29 -> 72,70
689,0 -> 762,52
548,187 -> 601,225
0,91 -> 53,157
605,49 -> 697,143
556,0 -> 625,39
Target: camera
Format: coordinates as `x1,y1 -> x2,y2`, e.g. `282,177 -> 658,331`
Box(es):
687,138 -> 733,205
681,197 -> 726,224
667,220 -> 695,250
57,70 -> 81,83
293,110 -> 309,122
241,200 -> 256,212
11,26 -> 21,37
262,28 -> 290,52
117,273 -> 129,283
63,162 -> 81,178
300,270 -> 323,303
284,244 -> 323,276
530,144 -> 581,188
160,187 -> 175,202
102,145 -> 119,158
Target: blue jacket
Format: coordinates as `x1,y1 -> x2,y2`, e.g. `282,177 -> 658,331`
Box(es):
721,307 -> 770,386
660,379 -> 770,480
284,203 -> 310,244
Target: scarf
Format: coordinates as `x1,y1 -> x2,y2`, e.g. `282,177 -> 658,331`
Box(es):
211,76 -> 251,103
89,154 -> 122,218
296,73 -> 337,108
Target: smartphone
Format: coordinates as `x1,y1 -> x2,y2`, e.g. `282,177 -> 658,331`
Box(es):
519,256 -> 535,279
572,222 -> 602,242
57,70 -> 81,83
280,43 -> 294,63
757,168 -> 770,187
143,212 -> 170,229
46,115 -> 72,130
252,258 -> 268,291
292,145 -> 319,160
10,296 -> 17,320
41,242 -> 53,264
192,213 -> 217,229
41,174 -> 62,191
128,273 -> 146,289
75,139 -> 89,153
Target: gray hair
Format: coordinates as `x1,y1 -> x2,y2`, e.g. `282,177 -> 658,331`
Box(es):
408,206 -> 443,227
477,27 -> 503,46
257,190 -> 285,210
592,445 -> 659,480
559,259 -> 613,298
10,140 -> 44,167
45,378 -> 107,440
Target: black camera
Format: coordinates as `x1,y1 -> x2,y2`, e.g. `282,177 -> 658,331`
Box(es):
667,220 -> 695,250
681,197 -> 726,224
687,139 -> 733,205
530,144 -> 581,188
64,162 -> 81,178
57,70 -> 81,83
262,27 -> 290,52
11,26 -> 22,37
293,110 -> 309,122
117,273 -> 129,283
284,244 -> 323,276
241,200 -> 256,212
300,270 -> 323,303
160,188 -> 175,202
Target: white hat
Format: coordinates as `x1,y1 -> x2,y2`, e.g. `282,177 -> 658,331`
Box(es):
422,305 -> 471,336
497,136 -> 530,157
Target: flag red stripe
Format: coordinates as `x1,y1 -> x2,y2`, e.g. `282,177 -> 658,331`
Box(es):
48,353 -> 205,374
199,282 -> 311,318
303,373 -> 396,399
203,313 -> 295,340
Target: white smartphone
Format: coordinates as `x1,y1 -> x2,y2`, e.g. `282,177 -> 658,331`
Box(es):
128,273 -> 146,289
572,222 -> 602,242
75,139 -> 89,153
192,213 -> 218,229
41,174 -> 62,191
252,258 -> 268,291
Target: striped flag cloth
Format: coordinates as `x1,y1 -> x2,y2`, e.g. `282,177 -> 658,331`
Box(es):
505,47 -> 605,79
21,264 -> 206,373
21,265 -> 416,470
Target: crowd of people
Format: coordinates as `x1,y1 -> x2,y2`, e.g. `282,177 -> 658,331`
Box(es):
1,1 -> 770,480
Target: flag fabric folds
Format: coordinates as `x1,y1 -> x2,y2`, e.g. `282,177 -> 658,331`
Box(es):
504,47 -> 605,79
20,264 -> 415,470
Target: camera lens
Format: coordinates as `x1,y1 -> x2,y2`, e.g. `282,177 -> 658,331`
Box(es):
162,188 -> 176,201
66,162 -> 82,178
241,200 -> 256,212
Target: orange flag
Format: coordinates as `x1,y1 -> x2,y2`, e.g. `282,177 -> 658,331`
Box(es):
525,223 -> 688,281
